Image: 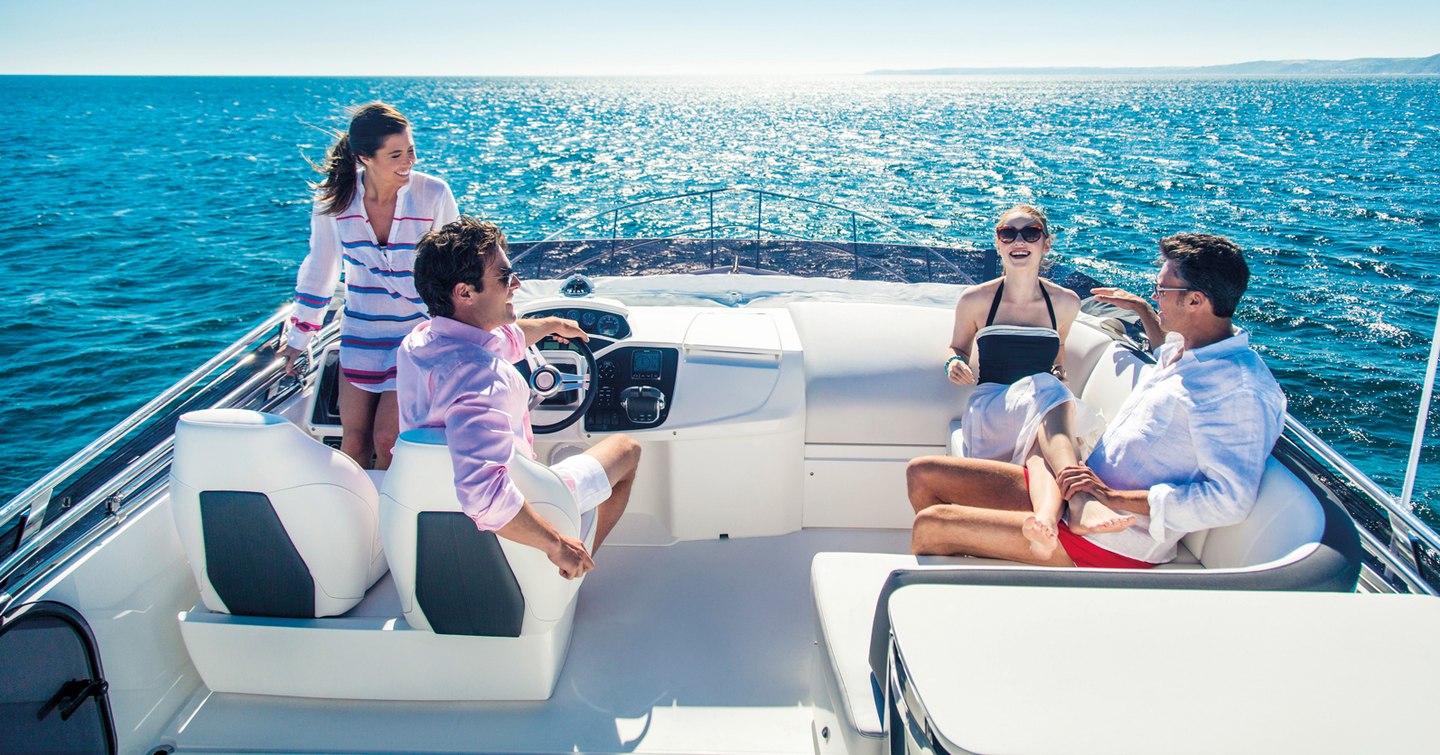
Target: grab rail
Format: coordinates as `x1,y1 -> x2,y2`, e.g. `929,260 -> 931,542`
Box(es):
512,185 -> 967,283
0,306 -> 292,555
1285,418 -> 1440,592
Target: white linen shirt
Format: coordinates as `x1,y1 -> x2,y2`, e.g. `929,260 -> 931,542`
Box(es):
288,170 -> 459,393
1083,328 -> 1287,563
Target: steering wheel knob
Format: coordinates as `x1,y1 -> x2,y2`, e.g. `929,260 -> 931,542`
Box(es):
531,365 -> 562,396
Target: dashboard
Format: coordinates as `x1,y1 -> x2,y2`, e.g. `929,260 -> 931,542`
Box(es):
526,306 -> 631,342
526,303 -> 678,433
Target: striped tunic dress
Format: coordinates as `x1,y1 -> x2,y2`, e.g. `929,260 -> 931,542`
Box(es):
286,170 -> 459,393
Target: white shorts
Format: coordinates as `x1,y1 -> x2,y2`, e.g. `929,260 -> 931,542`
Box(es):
550,453 -> 613,514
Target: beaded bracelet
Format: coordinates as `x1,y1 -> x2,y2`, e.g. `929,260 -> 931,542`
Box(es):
944,354 -> 967,374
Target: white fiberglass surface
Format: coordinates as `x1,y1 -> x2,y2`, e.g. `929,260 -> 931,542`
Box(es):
164,528 -> 911,755
517,274 -> 964,310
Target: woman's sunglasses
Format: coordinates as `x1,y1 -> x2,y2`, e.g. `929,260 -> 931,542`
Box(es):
996,225 -> 1047,244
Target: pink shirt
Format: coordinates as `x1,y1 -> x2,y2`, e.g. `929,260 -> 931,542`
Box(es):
396,317 -> 533,531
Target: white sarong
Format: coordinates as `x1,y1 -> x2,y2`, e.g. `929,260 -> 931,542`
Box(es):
960,373 -> 1103,464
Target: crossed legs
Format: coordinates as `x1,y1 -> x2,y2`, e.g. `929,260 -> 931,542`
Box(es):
1022,402 -> 1134,557
906,455 -> 1075,566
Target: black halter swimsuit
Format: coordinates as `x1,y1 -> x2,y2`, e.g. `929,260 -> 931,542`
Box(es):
974,281 -> 1060,385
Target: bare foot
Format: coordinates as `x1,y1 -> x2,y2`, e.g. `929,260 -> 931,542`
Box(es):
1067,499 -> 1135,535
1022,516 -> 1059,560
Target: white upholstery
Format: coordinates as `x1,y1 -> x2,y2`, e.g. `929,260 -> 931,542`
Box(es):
811,552 -> 931,743
789,302 -> 969,447
811,460 -> 1327,750
1195,456 -> 1324,568
1077,339 -> 1153,427
380,428 -> 593,636
169,409 -> 387,618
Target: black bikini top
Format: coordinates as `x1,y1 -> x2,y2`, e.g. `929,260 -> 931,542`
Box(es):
975,280 -> 1060,385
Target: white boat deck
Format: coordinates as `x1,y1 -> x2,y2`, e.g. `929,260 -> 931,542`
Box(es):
162,528 -> 912,754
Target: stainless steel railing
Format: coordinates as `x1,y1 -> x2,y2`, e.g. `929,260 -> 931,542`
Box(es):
513,185 -> 972,283
1285,418 -> 1440,595
0,305 -> 308,601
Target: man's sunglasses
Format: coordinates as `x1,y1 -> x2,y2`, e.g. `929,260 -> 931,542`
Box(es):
996,225 -> 1047,244
496,267 -> 521,287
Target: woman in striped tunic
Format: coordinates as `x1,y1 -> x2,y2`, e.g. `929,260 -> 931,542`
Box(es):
281,102 -> 459,469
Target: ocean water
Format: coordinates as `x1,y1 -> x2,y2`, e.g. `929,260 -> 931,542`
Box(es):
5,75 -> 1440,523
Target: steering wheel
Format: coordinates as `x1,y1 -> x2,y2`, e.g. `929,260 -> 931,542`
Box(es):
513,336 -> 597,434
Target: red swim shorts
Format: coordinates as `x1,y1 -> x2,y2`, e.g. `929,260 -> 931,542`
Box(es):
1056,521 -> 1158,569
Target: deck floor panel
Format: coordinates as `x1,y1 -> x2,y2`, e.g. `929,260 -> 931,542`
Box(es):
166,528 -> 911,754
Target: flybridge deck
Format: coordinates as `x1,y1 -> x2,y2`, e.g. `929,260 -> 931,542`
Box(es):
3,186 -> 1438,753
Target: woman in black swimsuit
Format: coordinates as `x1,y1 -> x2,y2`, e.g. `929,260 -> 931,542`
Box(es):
945,205 -> 1133,558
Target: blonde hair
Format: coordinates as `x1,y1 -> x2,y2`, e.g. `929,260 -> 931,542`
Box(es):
996,204 -> 1050,236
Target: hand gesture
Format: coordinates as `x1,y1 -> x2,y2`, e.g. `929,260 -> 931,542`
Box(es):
548,534 -> 595,580
1089,287 -> 1155,318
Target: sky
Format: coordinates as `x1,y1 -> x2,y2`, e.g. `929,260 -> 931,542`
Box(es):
1,0 -> 1437,76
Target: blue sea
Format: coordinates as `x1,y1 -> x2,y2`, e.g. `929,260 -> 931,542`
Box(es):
5,75 -> 1440,523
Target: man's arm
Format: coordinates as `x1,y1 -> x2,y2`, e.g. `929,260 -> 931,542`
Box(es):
517,316 -> 589,348
1089,287 -> 1164,347
1144,388 -> 1283,536
442,367 -> 593,578
495,502 -> 594,579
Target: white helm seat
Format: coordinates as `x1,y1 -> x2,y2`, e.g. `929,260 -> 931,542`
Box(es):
170,409 -> 387,619
380,428 -> 594,637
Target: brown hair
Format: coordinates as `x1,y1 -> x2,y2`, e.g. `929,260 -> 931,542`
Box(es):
311,102 -> 410,216
1158,233 -> 1250,318
414,217 -> 509,318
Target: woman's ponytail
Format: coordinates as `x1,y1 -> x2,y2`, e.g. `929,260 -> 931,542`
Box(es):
308,103 -> 409,216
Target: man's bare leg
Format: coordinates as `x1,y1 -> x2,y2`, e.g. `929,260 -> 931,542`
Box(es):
906,455 -> 1032,514
912,500 -> 1076,567
579,434 -> 642,553
1032,402 -> 1134,534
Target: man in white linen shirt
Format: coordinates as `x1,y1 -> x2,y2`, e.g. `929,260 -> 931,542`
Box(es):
908,233 -> 1286,567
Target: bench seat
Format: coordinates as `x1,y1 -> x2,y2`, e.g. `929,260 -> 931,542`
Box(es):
810,447 -> 1357,754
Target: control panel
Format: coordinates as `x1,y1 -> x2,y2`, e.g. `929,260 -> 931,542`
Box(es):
526,306 -> 632,342
586,346 -> 679,432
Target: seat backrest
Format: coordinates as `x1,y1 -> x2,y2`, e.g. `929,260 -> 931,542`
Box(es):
169,409 -> 387,618
1078,341 -> 1153,427
1189,456 -> 1325,569
380,428 -> 588,637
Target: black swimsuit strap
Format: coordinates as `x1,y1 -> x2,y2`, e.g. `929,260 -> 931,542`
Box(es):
1040,282 -> 1056,330
986,279 -> 1057,329
985,280 -> 1006,326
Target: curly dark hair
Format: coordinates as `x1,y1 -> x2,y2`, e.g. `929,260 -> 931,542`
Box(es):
413,217 -> 508,318
1158,233 -> 1249,318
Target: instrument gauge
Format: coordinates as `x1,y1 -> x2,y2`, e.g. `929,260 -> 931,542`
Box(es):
597,314 -> 622,338
565,309 -> 581,322
580,311 -> 598,329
